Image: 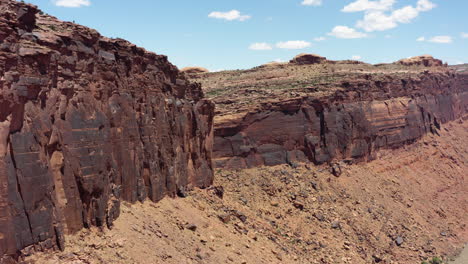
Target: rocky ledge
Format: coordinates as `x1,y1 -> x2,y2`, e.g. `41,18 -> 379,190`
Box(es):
190,56 -> 468,169
0,0 -> 214,261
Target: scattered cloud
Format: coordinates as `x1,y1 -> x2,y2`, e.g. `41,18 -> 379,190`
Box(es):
301,0 -> 323,6
356,12 -> 397,32
392,6 -> 420,23
274,58 -> 285,63
346,0 -> 436,32
53,0 -> 90,8
416,35 -> 453,43
428,36 -> 453,44
461,33 -> 468,39
328,26 -> 367,39
314,37 -> 326,41
276,40 -> 312,49
352,55 -> 362,60
417,0 -> 436,12
342,0 -> 395,13
208,10 -> 251,21
249,43 -> 273,51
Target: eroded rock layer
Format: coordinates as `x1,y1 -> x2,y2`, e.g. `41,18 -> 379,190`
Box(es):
213,72 -> 468,168
0,0 -> 214,260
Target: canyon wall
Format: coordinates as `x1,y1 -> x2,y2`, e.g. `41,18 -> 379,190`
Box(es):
214,72 -> 468,168
0,1 -> 214,261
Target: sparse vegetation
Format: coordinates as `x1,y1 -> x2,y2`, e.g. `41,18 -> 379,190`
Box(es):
421,256 -> 445,264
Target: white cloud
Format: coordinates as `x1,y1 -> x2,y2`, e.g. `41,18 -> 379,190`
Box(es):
351,0 -> 436,32
249,43 -> 273,50
342,0 -> 395,13
208,10 -> 251,21
356,11 -> 396,31
276,40 -> 312,49
53,0 -> 90,8
301,0 -> 323,6
314,37 -> 326,41
417,0 -> 436,11
392,6 -> 419,23
416,35 -> 453,44
327,26 -> 368,39
274,58 -> 285,63
352,55 -> 362,60
428,36 -> 453,44
461,33 -> 468,39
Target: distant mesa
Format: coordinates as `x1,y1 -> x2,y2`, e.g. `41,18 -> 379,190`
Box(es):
180,66 -> 210,74
260,53 -> 328,68
395,55 -> 446,67
287,53 -> 365,66
290,53 -> 327,65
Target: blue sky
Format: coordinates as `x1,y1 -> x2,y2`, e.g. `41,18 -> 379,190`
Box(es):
24,0 -> 468,70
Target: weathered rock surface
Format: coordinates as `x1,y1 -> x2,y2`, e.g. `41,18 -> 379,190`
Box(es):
0,0 -> 214,261
22,119 -> 468,263
197,64 -> 468,168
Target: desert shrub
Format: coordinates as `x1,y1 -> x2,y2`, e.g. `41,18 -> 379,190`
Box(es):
421,256 -> 444,264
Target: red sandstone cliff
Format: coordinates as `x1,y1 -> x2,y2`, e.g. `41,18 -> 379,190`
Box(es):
0,0 -> 214,261
191,60 -> 468,169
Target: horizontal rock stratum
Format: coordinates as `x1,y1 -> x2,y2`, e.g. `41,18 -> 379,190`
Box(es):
191,55 -> 468,169
0,0 -> 214,261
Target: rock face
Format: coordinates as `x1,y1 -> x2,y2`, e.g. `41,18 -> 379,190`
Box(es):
213,72 -> 468,168
396,55 -> 445,67
0,0 -> 214,261
290,54 -> 327,65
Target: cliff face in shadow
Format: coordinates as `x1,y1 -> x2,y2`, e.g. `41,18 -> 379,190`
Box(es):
0,0 -> 214,260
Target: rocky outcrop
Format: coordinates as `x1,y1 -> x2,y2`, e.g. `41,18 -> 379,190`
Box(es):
213,72 -> 468,168
396,55 -> 445,67
180,67 -> 209,74
0,0 -> 214,261
290,53 -> 327,65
